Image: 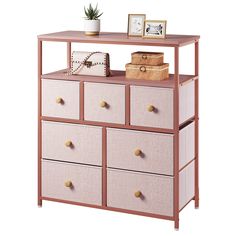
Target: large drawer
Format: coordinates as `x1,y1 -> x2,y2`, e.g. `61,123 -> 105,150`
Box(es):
107,169 -> 174,216
42,121 -> 102,166
42,160 -> 102,205
107,161 -> 195,216
107,122 -> 195,175
42,79 -> 80,119
84,82 -> 125,124
107,128 -> 173,175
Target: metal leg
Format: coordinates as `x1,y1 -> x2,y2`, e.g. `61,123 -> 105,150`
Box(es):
173,46 -> 180,229
38,39 -> 42,207
194,41 -> 199,208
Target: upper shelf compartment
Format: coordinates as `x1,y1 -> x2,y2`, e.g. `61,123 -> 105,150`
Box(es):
37,31 -> 200,47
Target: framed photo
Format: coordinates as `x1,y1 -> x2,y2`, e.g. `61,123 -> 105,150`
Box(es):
143,20 -> 167,39
127,14 -> 146,37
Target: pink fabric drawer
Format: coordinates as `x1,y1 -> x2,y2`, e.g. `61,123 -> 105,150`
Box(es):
107,169 -> 173,216
42,160 -> 102,205
42,121 -> 102,166
84,82 -> 125,124
130,86 -> 173,129
42,79 -> 80,119
107,128 -> 173,175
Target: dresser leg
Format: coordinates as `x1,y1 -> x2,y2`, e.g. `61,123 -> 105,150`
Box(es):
174,218 -> 179,230
194,195 -> 199,209
38,198 -> 42,207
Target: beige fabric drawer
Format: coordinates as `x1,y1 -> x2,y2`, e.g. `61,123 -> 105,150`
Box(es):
42,160 -> 102,205
130,85 -> 173,129
130,82 -> 195,129
107,161 -> 195,216
42,79 -> 80,119
107,128 -> 173,175
42,121 -> 102,166
107,169 -> 174,216
84,82 -> 125,124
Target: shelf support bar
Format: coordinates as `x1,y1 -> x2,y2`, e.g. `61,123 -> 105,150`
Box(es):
67,42 -> 71,69
194,41 -> 199,208
173,46 -> 180,229
38,39 -> 43,207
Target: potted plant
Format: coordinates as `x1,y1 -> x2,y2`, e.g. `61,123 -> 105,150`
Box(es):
84,3 -> 103,36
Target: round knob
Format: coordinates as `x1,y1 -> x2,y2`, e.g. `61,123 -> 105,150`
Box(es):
147,105 -> 155,112
100,100 -> 107,108
134,191 -> 142,198
56,97 -> 63,104
134,149 -> 142,156
65,140 -> 72,147
64,180 -> 72,188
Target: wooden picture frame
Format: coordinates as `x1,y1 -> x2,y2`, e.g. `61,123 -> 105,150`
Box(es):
143,20 -> 167,39
127,14 -> 146,37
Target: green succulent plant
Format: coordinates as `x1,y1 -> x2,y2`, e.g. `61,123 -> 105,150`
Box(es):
84,3 -> 103,20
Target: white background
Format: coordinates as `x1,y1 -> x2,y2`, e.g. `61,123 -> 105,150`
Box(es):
0,0 -> 236,235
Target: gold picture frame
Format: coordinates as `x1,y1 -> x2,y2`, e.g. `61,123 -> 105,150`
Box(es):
143,20 -> 167,39
127,14 -> 146,37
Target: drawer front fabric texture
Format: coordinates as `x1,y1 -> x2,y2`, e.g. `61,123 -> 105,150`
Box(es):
42,160 -> 102,205
42,79 -> 80,119
84,82 -> 126,124
107,169 -> 174,216
42,121 -> 102,166
130,86 -> 173,129
107,128 -> 173,175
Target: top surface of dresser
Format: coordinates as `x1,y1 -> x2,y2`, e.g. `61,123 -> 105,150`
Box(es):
38,31 -> 200,47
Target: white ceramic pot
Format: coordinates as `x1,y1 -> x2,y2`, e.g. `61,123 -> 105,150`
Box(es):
84,19 -> 100,36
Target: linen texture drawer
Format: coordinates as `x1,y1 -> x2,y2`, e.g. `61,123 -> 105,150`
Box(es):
107,128 -> 173,175
84,82 -> 125,124
107,169 -> 174,216
107,161 -> 195,216
42,160 -> 102,205
130,85 -> 173,129
42,79 -> 80,119
42,121 -> 102,166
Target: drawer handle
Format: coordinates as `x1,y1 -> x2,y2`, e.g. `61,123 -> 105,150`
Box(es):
134,149 -> 142,157
64,180 -> 73,188
100,100 -> 107,108
56,97 -> 64,104
142,55 -> 147,60
134,191 -> 142,198
65,140 -> 73,147
147,105 -> 155,112
139,66 -> 146,72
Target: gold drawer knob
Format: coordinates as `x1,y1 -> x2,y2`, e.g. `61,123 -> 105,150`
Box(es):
147,105 -> 155,112
56,97 -> 63,104
100,100 -> 107,108
64,180 -> 73,188
65,140 -> 73,147
134,191 -> 142,198
134,149 -> 142,156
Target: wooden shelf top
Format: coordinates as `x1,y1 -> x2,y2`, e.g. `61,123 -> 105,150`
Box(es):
42,69 -> 198,88
38,31 -> 200,47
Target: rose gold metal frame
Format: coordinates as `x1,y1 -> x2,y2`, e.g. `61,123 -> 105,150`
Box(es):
37,32 -> 199,229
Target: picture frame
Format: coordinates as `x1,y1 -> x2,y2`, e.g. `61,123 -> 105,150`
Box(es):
143,20 -> 167,39
127,14 -> 146,37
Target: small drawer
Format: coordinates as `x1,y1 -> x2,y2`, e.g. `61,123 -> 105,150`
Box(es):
84,82 -> 125,124
130,86 -> 173,129
42,160 -> 102,205
107,169 -> 173,216
107,128 -> 173,175
42,79 -> 80,119
42,121 -> 102,166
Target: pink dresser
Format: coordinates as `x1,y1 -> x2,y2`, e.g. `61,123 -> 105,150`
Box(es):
38,31 -> 200,229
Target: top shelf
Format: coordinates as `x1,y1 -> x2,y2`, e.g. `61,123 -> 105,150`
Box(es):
38,31 -> 200,47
